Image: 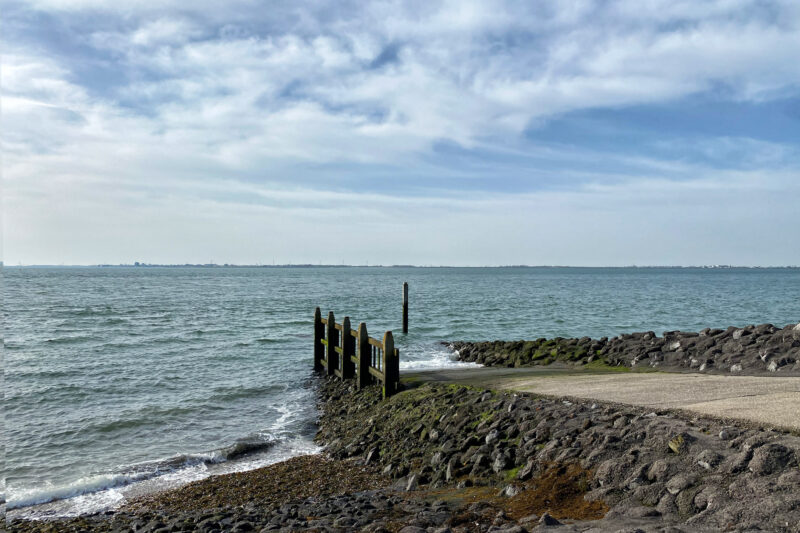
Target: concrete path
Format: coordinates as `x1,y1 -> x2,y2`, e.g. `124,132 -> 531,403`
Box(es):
404,366 -> 800,432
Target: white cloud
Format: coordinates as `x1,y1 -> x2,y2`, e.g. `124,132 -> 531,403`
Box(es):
3,0 -> 800,264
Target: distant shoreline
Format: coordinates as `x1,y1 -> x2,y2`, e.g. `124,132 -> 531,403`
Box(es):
7,264 -> 800,269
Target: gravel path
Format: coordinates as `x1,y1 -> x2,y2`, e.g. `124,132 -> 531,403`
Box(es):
404,368 -> 800,431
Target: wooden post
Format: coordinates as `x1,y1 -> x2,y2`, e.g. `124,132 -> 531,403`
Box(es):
357,322 -> 370,388
326,311 -> 338,377
402,282 -> 409,334
342,316 -> 355,379
313,307 -> 324,372
382,331 -> 398,398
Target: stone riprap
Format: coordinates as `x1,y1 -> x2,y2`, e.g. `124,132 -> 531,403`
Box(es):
8,377 -> 800,532
449,322 -> 800,374
317,379 -> 800,532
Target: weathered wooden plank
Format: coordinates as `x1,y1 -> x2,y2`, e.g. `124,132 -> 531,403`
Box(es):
368,338 -> 383,348
368,366 -> 384,380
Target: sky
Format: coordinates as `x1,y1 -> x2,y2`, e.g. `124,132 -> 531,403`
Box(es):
2,0 -> 800,266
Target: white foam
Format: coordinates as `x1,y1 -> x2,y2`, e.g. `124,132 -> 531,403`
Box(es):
7,437 -> 321,520
7,471 -> 151,511
399,346 -> 482,370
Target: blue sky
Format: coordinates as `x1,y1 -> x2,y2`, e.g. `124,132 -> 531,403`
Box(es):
3,0 -> 799,265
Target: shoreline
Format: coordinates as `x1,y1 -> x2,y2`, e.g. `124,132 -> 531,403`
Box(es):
7,320 -> 800,531
10,375 -> 800,532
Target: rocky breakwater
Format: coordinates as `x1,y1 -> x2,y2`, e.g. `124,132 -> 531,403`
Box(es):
449,322 -> 800,374
318,378 -> 800,532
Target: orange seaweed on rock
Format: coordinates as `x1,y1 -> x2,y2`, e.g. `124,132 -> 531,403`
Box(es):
504,462 -> 608,521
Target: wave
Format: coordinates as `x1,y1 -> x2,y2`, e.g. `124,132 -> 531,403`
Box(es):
208,384 -> 282,403
6,435 -> 279,511
45,335 -> 97,345
399,345 -> 482,370
255,337 -> 284,344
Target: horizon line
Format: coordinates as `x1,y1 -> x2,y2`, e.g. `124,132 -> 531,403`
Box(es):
5,263 -> 800,269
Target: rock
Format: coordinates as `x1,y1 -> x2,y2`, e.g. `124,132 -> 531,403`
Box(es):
656,492 -> 678,516
719,428 -> 734,440
646,459 -> 673,482
332,517 -> 356,528
500,484 -> 520,497
517,459 -> 536,481
696,449 -> 723,470
492,454 -> 511,473
398,527 -> 427,533
538,512 -> 561,526
405,474 -> 419,491
730,363 -> 743,372
668,433 -> 692,454
666,473 -> 696,495
365,447 -> 379,464
613,416 -> 629,428
486,429 -> 500,445
748,443 -> 796,475
721,450 -> 752,474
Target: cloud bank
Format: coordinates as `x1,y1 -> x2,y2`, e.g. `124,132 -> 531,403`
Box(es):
3,0 -> 799,265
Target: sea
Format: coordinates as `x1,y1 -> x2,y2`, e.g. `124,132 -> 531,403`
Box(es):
4,266 -> 800,518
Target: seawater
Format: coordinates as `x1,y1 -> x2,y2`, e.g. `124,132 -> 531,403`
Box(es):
5,266 -> 800,517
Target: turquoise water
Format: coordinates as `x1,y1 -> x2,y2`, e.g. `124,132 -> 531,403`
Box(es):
4,266 -> 800,516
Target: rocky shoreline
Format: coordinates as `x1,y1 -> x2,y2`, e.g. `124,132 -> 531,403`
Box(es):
448,322 -> 800,375
9,375 -> 800,532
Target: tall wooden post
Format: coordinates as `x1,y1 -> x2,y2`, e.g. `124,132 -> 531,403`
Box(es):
341,316 -> 355,379
313,307 -> 324,372
357,322 -> 370,388
402,282 -> 409,334
326,311 -> 338,377
382,331 -> 398,398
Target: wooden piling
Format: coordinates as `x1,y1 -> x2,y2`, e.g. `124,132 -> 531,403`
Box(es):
402,282 -> 409,334
313,307 -> 324,372
315,309 -> 400,398
342,316 -> 355,379
357,322 -> 371,388
326,311 -> 338,376
382,331 -> 398,398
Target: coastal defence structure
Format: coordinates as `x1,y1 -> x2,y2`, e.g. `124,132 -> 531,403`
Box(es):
313,307 -> 400,398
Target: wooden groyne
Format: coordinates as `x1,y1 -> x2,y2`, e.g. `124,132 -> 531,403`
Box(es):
313,307 -> 400,398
